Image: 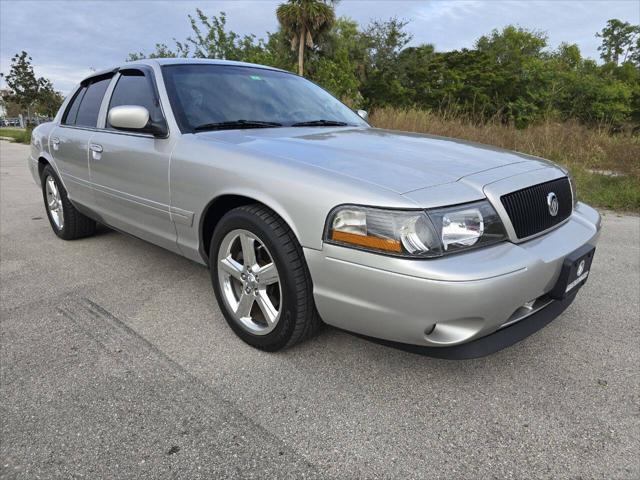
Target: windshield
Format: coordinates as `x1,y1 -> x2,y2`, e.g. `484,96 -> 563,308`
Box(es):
161,64 -> 367,132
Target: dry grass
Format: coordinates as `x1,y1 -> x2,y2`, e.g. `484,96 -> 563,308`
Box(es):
370,107 -> 639,212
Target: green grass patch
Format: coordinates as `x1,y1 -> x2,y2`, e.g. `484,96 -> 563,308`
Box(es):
0,127 -> 31,144
571,167 -> 639,213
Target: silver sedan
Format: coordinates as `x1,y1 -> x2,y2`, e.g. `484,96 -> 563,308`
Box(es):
28,59 -> 600,358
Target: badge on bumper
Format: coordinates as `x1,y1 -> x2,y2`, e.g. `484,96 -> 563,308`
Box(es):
549,244 -> 596,300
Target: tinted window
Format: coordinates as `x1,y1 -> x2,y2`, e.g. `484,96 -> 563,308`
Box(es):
107,72 -> 161,129
74,77 -> 112,127
162,64 -> 366,132
62,87 -> 87,125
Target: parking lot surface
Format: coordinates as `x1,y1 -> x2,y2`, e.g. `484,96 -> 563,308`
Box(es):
1,140 -> 639,479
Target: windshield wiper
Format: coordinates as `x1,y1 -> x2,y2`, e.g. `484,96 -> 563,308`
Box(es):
193,120 -> 283,132
291,119 -> 350,127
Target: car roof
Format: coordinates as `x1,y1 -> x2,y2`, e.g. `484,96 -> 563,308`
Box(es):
146,58 -> 286,71
80,58 -> 290,84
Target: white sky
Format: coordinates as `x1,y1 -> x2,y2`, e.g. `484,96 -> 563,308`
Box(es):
1,0 -> 639,93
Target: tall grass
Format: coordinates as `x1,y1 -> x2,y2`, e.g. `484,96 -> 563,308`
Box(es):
370,107 -> 639,212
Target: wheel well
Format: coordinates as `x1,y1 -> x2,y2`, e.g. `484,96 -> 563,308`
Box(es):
200,194 -> 264,262
37,157 -> 50,179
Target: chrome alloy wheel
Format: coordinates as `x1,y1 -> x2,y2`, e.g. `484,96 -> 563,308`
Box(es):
45,175 -> 64,230
217,229 -> 282,335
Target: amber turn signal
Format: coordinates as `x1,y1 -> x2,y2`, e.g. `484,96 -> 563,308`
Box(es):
331,230 -> 402,253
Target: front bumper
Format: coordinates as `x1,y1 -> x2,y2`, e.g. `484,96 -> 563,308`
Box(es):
354,290 -> 580,359
304,202 -> 601,354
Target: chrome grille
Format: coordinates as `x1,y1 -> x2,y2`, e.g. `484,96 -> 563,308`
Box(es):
501,177 -> 572,239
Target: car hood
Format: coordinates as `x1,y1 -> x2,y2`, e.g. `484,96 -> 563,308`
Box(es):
193,127 -> 552,194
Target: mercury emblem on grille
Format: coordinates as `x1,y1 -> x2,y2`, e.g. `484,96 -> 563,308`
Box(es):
547,192 -> 559,217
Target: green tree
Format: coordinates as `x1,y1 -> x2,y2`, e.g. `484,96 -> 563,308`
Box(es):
35,80 -> 64,117
0,90 -> 21,117
554,42 -> 582,69
127,11 -> 290,68
185,10 -> 244,59
307,17 -> 365,105
125,11 -> 639,129
276,0 -> 336,76
1,51 -> 41,116
596,19 -> 640,66
313,47 -> 361,105
476,25 -> 548,63
0,51 -> 62,119
128,43 -> 180,61
360,17 -> 412,107
474,26 -> 551,126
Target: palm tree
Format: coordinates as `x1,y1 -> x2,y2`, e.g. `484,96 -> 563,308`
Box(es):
276,0 -> 336,76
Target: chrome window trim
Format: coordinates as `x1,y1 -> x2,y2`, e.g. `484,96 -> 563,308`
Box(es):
57,123 -> 156,139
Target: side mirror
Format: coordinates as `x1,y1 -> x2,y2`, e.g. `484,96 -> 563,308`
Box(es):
108,105 -> 149,130
357,109 -> 369,121
107,105 -> 167,137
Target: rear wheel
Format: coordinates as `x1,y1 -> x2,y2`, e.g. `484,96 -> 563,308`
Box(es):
210,204 -> 321,351
41,164 -> 96,240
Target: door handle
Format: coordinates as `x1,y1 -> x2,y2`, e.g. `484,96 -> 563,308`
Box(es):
90,143 -> 103,160
51,136 -> 60,150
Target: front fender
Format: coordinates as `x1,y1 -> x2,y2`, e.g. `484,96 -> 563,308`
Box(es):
169,135 -> 414,264
201,187 -> 302,247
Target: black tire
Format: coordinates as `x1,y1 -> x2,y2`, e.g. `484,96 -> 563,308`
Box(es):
41,164 -> 96,240
209,204 -> 322,351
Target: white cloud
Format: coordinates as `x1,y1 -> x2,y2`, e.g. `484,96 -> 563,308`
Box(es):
34,64 -> 95,94
405,0 -> 639,55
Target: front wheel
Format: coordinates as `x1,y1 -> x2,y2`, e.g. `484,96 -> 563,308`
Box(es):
210,204 -> 321,351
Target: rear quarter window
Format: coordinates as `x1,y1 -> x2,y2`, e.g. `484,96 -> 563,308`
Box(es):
74,77 -> 112,127
61,87 -> 87,125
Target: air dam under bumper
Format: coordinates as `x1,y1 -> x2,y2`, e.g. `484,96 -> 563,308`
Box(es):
304,202 -> 601,357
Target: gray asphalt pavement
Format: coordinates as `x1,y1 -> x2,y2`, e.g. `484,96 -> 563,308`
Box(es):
1,140 -> 639,479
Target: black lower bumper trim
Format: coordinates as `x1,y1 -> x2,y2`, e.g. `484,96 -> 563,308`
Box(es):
354,291 -> 579,360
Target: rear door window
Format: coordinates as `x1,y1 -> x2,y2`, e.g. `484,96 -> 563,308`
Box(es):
74,76 -> 112,127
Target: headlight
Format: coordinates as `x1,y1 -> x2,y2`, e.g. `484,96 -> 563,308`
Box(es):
427,201 -> 507,254
326,206 -> 441,257
325,201 -> 507,258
